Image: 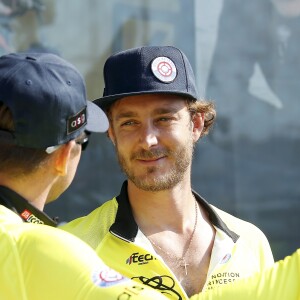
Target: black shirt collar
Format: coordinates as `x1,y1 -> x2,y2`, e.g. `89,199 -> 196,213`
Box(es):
0,186 -> 57,227
110,181 -> 239,243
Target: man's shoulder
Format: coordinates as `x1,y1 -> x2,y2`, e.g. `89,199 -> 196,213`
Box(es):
61,197 -> 118,248
63,197 -> 118,227
212,204 -> 267,237
0,204 -> 22,224
0,212 -> 75,246
0,213 -> 80,262
212,205 -> 274,266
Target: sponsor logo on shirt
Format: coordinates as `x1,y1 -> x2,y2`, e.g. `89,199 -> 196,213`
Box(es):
21,209 -> 44,224
126,252 -> 156,265
132,275 -> 182,299
206,272 -> 241,290
92,267 -> 129,287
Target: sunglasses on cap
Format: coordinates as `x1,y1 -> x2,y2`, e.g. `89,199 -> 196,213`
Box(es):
76,131 -> 90,151
45,131 -> 90,154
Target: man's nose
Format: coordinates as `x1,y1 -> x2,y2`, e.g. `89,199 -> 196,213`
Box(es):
138,122 -> 159,148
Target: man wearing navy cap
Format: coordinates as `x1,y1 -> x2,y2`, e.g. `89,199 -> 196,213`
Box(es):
63,46 -> 274,298
0,52 -> 167,300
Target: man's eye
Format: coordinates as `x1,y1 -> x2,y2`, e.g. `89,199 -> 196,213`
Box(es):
121,120 -> 136,126
158,117 -> 172,122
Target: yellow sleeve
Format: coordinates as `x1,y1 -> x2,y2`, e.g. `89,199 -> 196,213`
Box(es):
0,223 -> 168,300
191,249 -> 300,300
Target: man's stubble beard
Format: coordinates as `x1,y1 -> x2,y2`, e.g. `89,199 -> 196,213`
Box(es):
116,138 -> 195,192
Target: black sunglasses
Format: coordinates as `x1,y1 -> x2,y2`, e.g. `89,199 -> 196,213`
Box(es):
75,132 -> 90,151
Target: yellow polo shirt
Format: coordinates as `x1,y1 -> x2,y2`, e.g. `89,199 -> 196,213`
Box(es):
191,249 -> 300,300
0,204 -> 167,300
62,181 -> 274,299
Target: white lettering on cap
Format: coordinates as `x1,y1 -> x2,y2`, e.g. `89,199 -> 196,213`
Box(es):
151,56 -> 177,83
67,107 -> 87,134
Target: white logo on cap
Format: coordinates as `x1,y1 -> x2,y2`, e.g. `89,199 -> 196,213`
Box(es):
151,56 -> 177,83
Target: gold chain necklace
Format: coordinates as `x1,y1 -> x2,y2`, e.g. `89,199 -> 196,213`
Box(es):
148,199 -> 198,276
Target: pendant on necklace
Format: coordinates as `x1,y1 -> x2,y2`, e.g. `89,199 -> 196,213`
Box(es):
179,258 -> 189,276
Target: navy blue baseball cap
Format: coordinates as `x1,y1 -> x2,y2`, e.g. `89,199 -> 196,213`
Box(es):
0,52 -> 108,149
94,46 -> 199,109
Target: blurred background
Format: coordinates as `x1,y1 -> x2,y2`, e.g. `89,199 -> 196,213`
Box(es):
2,0 -> 299,261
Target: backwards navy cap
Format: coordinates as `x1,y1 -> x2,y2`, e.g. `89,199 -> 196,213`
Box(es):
94,46 -> 199,109
0,52 -> 108,149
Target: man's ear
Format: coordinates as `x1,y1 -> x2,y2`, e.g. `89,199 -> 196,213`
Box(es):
54,141 -> 74,176
192,112 -> 205,141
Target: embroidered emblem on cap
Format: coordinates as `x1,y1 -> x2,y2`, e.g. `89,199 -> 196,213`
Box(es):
151,56 -> 177,83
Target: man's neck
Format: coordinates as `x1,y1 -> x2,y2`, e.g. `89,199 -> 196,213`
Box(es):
127,179 -> 196,233
0,185 -> 57,226
126,179 -> 216,295
0,173 -> 53,211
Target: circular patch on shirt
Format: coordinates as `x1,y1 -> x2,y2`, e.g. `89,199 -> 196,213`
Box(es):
151,56 -> 177,83
92,266 -> 130,287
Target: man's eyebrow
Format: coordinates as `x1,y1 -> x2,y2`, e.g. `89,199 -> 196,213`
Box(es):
115,111 -> 138,121
114,107 -> 181,121
153,107 -> 181,115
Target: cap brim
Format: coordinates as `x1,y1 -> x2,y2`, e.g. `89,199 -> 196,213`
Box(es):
86,101 -> 109,132
93,90 -> 197,110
